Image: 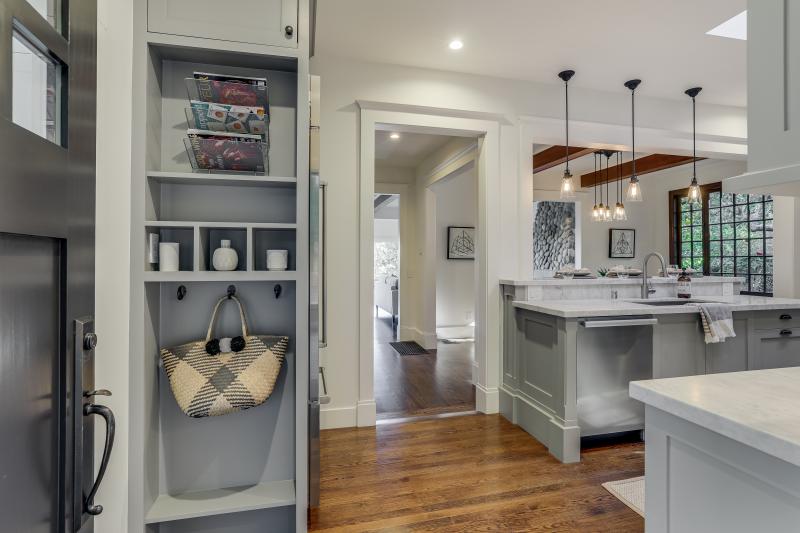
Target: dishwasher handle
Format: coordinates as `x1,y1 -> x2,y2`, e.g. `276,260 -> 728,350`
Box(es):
581,318 -> 658,328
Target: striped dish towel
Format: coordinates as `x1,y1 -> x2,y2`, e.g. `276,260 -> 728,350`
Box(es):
691,303 -> 736,343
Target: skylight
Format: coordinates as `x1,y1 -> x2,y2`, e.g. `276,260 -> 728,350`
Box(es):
707,10 -> 747,40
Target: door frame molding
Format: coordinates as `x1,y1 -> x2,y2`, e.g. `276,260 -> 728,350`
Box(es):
357,104 -> 502,426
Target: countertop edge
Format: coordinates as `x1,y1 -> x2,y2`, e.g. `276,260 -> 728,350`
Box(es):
630,379 -> 800,468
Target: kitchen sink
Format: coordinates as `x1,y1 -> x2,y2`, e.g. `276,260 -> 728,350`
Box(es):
627,298 -> 710,306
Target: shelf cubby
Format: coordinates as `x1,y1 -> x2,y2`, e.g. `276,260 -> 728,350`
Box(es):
145,224 -> 195,272
253,228 -> 297,272
198,226 -> 247,272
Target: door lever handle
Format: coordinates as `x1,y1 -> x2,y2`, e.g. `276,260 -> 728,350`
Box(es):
83,402 -> 115,516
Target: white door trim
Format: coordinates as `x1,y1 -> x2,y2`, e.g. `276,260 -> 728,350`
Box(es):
358,106 -> 502,426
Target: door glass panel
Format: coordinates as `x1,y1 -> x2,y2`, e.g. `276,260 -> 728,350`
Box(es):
25,0 -> 60,29
12,29 -> 62,145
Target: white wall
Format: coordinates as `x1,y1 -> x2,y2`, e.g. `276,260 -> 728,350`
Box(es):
95,0 -> 134,529
374,218 -> 399,242
534,159 -> 748,273
311,54 -> 747,429
431,165 -> 477,328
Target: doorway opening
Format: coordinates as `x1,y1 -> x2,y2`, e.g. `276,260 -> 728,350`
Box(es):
372,128 -> 477,421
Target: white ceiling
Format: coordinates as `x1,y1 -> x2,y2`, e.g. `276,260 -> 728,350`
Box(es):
316,0 -> 747,107
375,130 -> 454,168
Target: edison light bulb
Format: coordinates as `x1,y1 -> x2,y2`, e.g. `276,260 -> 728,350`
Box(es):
560,169 -> 576,199
626,178 -> 643,202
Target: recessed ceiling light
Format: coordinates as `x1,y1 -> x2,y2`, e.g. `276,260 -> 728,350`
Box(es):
707,10 -> 747,40
449,39 -> 464,50
390,133 -> 400,140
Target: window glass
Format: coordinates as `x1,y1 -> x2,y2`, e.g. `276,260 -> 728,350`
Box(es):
26,0 -> 60,29
12,29 -> 62,145
674,187 -> 773,295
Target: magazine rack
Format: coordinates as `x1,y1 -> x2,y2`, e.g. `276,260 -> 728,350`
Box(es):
184,106 -> 270,136
185,77 -> 269,109
183,136 -> 269,173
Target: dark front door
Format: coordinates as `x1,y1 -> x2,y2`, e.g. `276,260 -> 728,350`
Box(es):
0,1 -> 106,532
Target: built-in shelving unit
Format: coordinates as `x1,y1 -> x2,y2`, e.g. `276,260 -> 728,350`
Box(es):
129,1 -> 310,532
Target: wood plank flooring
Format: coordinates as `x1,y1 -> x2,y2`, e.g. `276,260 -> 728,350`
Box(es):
374,313 -> 475,420
309,414 -> 644,532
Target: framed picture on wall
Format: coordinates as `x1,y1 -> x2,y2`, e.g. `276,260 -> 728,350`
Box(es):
447,226 -> 475,260
609,228 -> 636,258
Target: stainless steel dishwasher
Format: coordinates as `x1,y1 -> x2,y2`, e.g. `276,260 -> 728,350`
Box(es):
577,316 -> 656,437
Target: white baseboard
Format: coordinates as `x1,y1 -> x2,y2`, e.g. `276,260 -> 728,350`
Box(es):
475,384 -> 500,414
357,399 -> 377,427
398,326 -> 437,349
320,406 -> 357,429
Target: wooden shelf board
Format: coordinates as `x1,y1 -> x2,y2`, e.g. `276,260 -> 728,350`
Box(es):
147,170 -> 297,188
144,271 -> 297,283
145,221 -> 297,230
144,479 -> 295,524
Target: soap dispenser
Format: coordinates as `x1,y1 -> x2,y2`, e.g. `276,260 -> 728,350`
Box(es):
677,268 -> 692,299
212,239 -> 238,271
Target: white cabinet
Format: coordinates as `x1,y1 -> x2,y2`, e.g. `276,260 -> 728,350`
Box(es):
148,0 -> 298,48
726,0 -> 800,196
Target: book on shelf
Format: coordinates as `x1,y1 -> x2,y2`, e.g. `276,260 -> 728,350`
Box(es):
185,129 -> 268,173
189,73 -> 269,109
187,101 -> 268,136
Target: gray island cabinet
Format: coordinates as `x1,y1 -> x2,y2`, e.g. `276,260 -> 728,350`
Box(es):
500,283 -> 800,463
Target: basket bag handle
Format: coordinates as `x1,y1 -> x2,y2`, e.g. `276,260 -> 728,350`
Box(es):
205,295 -> 250,341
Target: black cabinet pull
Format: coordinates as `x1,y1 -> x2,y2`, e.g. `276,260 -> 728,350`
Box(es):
780,314 -> 792,320
780,329 -> 793,337
83,402 -> 115,515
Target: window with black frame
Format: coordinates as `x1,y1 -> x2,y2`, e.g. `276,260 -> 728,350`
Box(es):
670,182 -> 773,296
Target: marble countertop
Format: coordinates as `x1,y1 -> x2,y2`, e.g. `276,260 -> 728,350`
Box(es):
500,276 -> 744,286
512,295 -> 800,318
630,368 -> 800,467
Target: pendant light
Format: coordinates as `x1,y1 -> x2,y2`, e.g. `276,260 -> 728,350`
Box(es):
558,70 -> 576,199
603,151 -> 613,221
613,151 -> 628,221
591,152 -> 601,220
685,87 -> 702,202
624,79 -> 643,202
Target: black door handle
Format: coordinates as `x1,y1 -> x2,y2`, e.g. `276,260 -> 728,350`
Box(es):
780,329 -> 793,337
780,314 -> 792,320
83,402 -> 115,516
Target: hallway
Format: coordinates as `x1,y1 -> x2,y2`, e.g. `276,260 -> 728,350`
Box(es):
308,414 -> 644,532
374,312 -> 475,420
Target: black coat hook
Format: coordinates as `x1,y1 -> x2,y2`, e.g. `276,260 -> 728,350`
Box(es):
177,285 -> 187,301
274,284 -> 282,299
227,285 -> 236,299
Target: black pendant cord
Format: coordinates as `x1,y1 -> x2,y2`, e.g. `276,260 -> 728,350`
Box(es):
685,87 -> 702,182
617,151 -> 621,202
593,152 -> 597,205
631,89 -> 636,178
565,79 -> 569,173
605,154 -> 610,207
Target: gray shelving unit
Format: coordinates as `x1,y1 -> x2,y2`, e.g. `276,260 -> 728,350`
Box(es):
128,2 -> 310,532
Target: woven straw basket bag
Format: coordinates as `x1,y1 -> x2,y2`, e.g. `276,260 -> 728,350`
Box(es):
160,295 -> 288,418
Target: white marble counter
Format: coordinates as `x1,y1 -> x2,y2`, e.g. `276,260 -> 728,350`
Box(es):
630,367 -> 800,468
500,276 -> 744,286
512,295 -> 800,318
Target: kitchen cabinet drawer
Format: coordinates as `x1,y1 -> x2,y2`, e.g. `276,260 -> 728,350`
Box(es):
148,0 -> 298,48
750,328 -> 800,370
751,310 -> 800,330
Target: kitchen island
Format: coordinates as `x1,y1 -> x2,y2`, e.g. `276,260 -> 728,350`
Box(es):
630,368 -> 800,533
500,278 -> 800,463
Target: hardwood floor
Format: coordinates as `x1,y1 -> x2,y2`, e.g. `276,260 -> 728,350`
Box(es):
309,414 -> 644,532
373,313 -> 475,420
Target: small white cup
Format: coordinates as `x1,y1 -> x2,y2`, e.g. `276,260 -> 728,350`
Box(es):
159,242 -> 180,272
266,249 -> 289,271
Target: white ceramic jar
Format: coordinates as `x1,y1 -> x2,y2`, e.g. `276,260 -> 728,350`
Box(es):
213,240 -> 238,271
266,249 -> 289,271
159,242 -> 180,272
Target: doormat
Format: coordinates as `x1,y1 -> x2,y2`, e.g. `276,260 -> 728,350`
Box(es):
602,476 -> 644,517
390,341 -> 429,356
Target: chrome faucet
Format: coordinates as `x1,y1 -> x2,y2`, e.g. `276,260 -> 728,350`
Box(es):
642,252 -> 667,299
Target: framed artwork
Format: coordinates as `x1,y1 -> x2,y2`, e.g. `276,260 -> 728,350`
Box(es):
609,228 -> 636,258
447,226 -> 475,260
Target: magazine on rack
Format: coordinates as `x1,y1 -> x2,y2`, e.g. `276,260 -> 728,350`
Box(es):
186,129 -> 267,173
188,101 -> 268,136
191,72 -> 269,108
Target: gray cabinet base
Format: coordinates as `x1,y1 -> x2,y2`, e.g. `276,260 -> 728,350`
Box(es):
500,387 -> 581,463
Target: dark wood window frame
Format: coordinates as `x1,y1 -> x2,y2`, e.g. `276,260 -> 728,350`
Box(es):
669,182 -> 774,296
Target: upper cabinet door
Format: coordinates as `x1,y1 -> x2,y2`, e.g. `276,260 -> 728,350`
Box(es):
148,0 -> 298,48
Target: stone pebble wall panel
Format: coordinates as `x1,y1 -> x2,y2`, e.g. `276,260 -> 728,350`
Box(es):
533,201 -> 576,271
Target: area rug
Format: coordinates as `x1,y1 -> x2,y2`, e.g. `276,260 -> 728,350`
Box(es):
389,341 -> 429,356
602,476 -> 644,517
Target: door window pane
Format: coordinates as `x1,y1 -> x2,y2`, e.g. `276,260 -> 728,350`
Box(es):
26,0 -> 60,29
12,29 -> 62,145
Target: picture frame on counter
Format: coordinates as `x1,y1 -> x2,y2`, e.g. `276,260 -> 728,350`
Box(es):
609,228 -> 635,259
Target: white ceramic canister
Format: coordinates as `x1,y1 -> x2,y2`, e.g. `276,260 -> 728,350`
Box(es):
213,239 -> 238,271
159,242 -> 180,272
266,249 -> 289,271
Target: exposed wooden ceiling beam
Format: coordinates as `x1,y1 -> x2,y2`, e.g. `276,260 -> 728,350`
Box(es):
580,154 -> 705,188
532,145 -> 594,174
